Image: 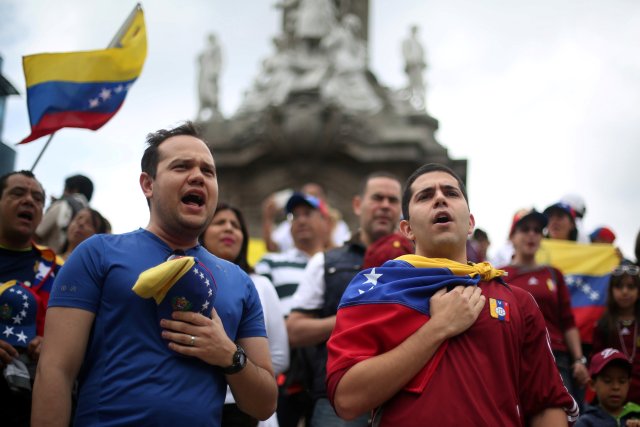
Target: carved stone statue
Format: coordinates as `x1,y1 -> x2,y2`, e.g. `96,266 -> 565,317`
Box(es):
321,14 -> 382,114
237,36 -> 296,113
276,0 -> 337,53
402,25 -> 427,110
197,33 -> 222,120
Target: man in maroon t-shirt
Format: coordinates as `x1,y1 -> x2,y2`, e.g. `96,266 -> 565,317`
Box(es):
326,164 -> 579,426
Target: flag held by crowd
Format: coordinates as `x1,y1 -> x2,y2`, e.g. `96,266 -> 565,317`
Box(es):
19,4 -> 147,144
537,239 -> 619,344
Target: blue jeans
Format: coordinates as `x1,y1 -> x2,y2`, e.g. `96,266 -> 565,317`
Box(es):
311,398 -> 369,427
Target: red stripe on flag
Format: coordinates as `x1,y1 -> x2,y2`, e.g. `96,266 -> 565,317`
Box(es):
19,108 -> 122,144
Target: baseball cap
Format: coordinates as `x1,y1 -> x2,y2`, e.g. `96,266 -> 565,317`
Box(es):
543,202 -> 577,221
589,348 -> 631,377
285,192 -> 329,217
589,227 -> 616,244
509,208 -> 548,236
0,280 -> 38,348
560,193 -> 586,218
132,256 -> 217,320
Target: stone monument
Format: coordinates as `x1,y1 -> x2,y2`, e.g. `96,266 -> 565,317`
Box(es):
196,1 -> 466,235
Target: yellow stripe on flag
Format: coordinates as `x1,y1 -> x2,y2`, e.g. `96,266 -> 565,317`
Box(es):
23,8 -> 147,86
536,239 -> 619,276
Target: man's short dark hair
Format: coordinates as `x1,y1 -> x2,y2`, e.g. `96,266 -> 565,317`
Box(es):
402,163 -> 468,220
358,171 -> 401,197
473,228 -> 489,242
141,121 -> 204,179
0,170 -> 44,200
64,174 -> 94,201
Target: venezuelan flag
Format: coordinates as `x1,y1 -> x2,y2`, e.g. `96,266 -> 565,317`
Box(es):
19,5 -> 147,144
327,257 -> 502,397
537,239 -> 619,344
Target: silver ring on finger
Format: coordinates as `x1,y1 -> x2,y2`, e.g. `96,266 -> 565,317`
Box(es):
189,335 -> 196,347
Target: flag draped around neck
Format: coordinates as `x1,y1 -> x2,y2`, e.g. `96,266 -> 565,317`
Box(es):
19,5 -> 147,144
327,256 -> 504,395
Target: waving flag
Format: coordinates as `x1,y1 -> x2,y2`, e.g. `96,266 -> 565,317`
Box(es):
537,239 -> 619,344
19,5 -> 147,144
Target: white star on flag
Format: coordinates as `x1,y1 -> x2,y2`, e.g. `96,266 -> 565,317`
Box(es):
205,278 -> 210,286
16,331 -> 28,343
363,268 -> 382,286
89,98 -> 100,108
9,288 -> 15,293
23,302 -> 29,308
20,310 -> 27,317
16,289 -> 23,295
201,300 -> 210,311
22,294 -> 28,300
99,88 -> 112,101
359,268 -> 383,293
199,272 -> 205,280
12,315 -> 23,324
3,326 -> 14,337
114,84 -> 124,93
208,288 -> 213,297
194,268 -> 200,275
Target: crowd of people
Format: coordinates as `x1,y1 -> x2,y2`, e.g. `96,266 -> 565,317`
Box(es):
1,121 -> 639,426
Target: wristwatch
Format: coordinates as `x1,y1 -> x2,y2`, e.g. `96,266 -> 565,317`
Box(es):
574,356 -> 587,365
222,344 -> 247,375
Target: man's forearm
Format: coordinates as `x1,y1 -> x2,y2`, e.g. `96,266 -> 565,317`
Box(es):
530,407 -> 568,427
31,367 -> 74,427
286,314 -> 335,347
227,360 -> 278,420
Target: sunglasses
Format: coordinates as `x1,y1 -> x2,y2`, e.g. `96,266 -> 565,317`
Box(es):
517,225 -> 543,234
612,265 -> 640,277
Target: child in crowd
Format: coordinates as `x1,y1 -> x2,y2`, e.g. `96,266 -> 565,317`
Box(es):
593,263 -> 640,403
576,348 -> 640,426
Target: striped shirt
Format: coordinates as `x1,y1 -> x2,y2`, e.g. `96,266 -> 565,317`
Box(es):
255,248 -> 311,315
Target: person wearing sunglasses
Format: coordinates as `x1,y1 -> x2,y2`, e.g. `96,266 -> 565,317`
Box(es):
501,208 -> 589,408
592,262 -> 640,404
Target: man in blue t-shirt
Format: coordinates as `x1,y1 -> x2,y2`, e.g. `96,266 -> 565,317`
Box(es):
31,122 -> 278,427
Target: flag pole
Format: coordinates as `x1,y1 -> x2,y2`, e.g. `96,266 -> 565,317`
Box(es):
27,3 -> 142,172
30,132 -> 55,171
108,3 -> 142,48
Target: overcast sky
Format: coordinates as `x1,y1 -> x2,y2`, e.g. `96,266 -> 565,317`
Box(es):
1,0 -> 639,260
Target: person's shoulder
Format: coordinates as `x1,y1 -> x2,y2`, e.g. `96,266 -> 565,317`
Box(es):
249,273 -> 272,288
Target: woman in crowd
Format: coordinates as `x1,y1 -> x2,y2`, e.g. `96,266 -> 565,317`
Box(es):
543,201 -> 578,241
501,208 -> 589,405
59,207 -> 109,260
201,202 -> 289,427
592,262 -> 640,404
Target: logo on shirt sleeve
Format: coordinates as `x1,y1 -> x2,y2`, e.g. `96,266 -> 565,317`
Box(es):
489,298 -> 510,322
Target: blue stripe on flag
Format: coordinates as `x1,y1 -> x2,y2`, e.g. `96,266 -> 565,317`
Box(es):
565,274 -> 610,308
27,79 -> 136,125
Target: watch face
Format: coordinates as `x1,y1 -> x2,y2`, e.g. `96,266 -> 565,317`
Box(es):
223,345 -> 247,374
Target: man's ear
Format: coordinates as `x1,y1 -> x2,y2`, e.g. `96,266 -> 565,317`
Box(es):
140,172 -> 153,199
468,213 -> 476,237
399,219 -> 414,241
587,378 -> 596,392
352,195 -> 362,217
